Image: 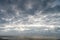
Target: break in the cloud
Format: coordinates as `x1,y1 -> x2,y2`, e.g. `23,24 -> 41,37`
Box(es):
0,0 -> 60,38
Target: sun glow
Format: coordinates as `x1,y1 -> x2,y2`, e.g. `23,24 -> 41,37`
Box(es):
3,23 -> 55,32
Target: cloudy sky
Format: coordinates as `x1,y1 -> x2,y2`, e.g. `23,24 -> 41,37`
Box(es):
0,0 -> 60,38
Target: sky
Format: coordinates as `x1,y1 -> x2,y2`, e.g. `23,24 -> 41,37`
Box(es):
0,0 -> 60,38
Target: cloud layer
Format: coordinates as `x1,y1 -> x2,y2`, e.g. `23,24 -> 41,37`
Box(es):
0,0 -> 60,38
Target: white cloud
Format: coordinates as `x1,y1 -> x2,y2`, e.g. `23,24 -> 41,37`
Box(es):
1,10 -> 58,34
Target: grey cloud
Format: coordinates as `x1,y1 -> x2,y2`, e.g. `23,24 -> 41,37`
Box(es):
0,0 -> 60,37
0,27 -> 5,30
